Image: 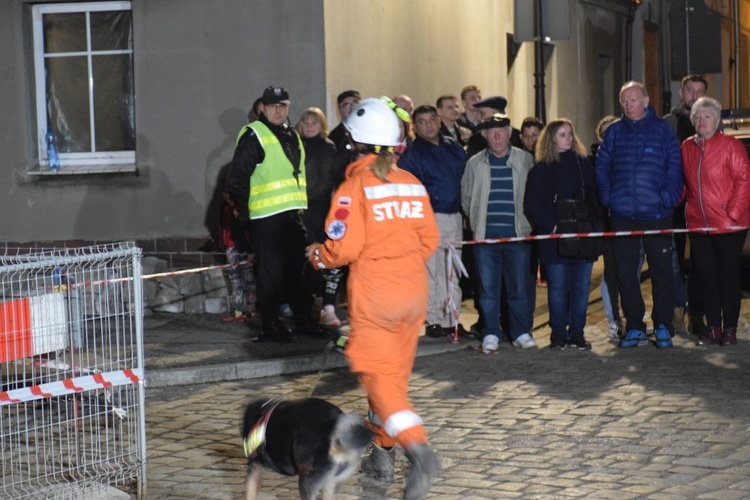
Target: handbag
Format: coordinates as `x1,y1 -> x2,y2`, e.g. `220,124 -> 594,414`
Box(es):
551,158 -> 605,259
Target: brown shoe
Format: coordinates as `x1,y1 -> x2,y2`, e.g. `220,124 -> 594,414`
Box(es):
722,327 -> 737,346
697,326 -> 722,346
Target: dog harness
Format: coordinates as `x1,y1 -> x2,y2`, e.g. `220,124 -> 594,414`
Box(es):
243,400 -> 281,458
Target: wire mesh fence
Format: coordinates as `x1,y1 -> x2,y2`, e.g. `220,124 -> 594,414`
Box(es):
0,242 -> 146,499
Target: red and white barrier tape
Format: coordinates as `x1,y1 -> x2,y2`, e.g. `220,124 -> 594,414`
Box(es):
442,225 -> 748,343
55,260 -> 251,292
451,225 -> 748,248
0,367 -> 143,406
142,260 -> 250,281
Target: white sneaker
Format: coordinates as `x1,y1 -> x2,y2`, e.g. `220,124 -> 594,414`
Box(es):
279,303 -> 293,318
512,333 -> 537,349
608,322 -> 620,340
319,305 -> 341,327
481,334 -> 500,352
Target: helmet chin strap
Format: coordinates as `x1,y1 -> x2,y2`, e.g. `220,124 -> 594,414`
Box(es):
356,143 -> 394,155
372,145 -> 395,154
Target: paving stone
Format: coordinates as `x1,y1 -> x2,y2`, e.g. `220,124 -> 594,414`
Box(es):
139,270 -> 750,498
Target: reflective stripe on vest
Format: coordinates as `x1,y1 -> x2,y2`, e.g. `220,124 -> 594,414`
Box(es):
236,122 -> 307,219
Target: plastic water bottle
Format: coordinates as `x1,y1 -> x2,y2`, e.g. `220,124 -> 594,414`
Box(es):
46,125 -> 60,172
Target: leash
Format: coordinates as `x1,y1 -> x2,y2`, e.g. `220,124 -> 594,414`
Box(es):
305,333 -> 349,397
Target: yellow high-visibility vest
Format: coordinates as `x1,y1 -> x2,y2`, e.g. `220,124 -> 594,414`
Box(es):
236,122 -> 307,219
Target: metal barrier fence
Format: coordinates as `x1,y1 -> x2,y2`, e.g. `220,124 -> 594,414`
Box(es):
0,242 -> 146,499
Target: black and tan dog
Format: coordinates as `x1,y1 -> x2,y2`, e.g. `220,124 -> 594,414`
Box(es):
241,397 -> 372,500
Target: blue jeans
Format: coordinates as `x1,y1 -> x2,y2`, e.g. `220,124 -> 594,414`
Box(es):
473,242 -> 532,340
544,262 -> 594,340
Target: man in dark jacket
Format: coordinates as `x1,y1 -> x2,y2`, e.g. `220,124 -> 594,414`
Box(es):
399,105 -> 468,338
664,74 -> 707,142
664,74 -> 708,335
225,86 -> 314,342
596,81 -> 683,349
329,90 -> 361,184
437,95 -> 471,148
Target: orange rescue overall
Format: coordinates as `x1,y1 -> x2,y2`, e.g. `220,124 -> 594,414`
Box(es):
309,153 -> 439,448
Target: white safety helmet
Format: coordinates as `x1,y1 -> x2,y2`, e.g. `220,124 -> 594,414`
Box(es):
343,97 -> 401,147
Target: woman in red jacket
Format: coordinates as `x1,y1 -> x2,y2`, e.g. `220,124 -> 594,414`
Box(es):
681,96 -> 750,346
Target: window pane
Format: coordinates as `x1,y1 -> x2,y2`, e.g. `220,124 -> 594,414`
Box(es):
90,11 -> 133,51
43,13 -> 87,53
93,54 -> 135,151
46,56 -> 91,153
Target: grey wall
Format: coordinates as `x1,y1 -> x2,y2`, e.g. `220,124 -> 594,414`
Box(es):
0,0 -> 326,242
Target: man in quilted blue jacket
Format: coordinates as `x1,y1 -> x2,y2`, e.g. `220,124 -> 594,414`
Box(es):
595,81 -> 683,349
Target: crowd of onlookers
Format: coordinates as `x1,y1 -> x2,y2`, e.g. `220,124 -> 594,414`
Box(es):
220,76 -> 749,352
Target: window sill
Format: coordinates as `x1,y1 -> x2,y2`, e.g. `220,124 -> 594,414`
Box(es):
28,163 -> 137,176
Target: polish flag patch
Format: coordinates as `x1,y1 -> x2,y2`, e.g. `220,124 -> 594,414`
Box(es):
337,196 -> 352,207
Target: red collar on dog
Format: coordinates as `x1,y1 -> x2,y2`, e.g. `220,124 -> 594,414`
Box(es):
243,400 -> 281,458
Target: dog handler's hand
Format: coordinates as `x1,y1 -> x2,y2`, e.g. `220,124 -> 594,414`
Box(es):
305,244 -> 326,269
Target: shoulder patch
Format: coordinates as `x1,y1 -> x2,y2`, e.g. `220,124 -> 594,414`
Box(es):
337,196 -> 352,207
326,220 -> 347,240
334,208 -> 350,220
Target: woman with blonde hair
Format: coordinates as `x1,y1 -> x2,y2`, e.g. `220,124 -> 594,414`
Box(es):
295,107 -> 342,327
524,118 -> 601,350
589,115 -> 624,340
305,97 -> 441,498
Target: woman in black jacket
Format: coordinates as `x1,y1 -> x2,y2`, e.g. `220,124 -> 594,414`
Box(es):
296,107 -> 342,327
524,119 -> 600,350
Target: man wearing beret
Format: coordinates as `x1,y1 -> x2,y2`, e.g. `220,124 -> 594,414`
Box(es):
225,85 -> 315,342
461,114 -> 536,352
466,95 -> 524,157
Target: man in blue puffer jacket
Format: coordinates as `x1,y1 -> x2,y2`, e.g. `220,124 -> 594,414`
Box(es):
596,81 -> 683,349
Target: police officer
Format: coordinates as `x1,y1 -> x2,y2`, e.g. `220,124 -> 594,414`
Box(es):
225,86 -> 313,341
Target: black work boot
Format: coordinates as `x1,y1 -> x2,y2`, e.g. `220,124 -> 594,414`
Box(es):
360,443 -> 395,482
259,319 -> 297,342
404,443 -> 441,499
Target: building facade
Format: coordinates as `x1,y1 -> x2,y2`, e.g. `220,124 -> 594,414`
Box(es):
0,0 -> 746,248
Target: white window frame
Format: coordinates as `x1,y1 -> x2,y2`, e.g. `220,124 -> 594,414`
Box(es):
32,1 -> 135,174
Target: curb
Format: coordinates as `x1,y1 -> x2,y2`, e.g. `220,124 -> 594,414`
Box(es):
146,340 -> 466,388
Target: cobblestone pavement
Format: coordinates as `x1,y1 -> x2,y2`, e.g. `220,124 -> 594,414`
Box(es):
146,295 -> 750,499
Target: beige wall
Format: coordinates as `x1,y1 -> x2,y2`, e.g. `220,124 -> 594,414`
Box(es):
323,0 -> 527,125
323,0 -> 628,146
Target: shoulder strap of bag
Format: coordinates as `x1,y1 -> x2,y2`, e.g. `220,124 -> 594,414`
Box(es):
549,155 -> 585,202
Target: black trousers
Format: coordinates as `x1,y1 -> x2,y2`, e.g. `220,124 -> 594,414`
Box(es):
611,217 -> 674,332
250,211 -> 311,327
601,240 -> 621,322
689,230 -> 747,329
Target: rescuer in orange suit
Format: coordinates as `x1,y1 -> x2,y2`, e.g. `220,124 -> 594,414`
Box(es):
306,97 -> 441,499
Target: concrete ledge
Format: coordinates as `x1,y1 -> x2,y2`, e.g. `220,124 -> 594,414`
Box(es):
146,340 -> 465,388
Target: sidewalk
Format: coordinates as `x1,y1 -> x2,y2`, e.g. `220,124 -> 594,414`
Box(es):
143,312 -> 465,387
143,261 -> 750,388
144,271 -> 750,499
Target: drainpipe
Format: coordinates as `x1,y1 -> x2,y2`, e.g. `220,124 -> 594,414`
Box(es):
660,0 -> 672,114
734,0 -> 740,107
625,0 -> 641,81
534,0 -> 547,123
